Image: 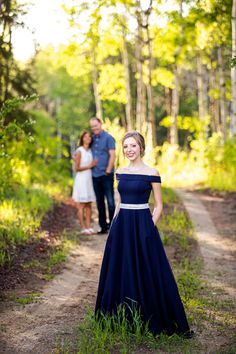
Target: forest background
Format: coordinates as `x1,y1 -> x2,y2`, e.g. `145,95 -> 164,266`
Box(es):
0,0 -> 236,266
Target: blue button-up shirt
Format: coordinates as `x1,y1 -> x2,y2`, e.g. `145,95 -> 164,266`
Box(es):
91,130 -> 116,177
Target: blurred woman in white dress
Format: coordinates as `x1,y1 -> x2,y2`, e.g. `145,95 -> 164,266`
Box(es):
72,132 -> 97,235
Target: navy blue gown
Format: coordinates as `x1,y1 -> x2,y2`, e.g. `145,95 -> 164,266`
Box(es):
95,173 -> 190,336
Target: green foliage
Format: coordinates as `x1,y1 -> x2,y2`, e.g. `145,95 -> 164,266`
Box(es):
0,0 -> 34,108
205,136 -> 236,190
99,64 -> 127,103
34,46 -> 94,137
155,136 -> 236,191
230,56 -> 236,68
160,115 -> 202,134
0,97 -> 71,267
0,186 -> 52,266
103,117 -> 126,169
0,95 -> 38,119
0,95 -> 37,198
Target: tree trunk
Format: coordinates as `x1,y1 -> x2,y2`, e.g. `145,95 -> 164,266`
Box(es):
0,0 -> 13,102
122,26 -> 133,130
135,0 -> 146,133
231,0 -> 236,135
170,65 -> 179,145
209,66 -> 220,133
92,49 -> 103,120
146,8 -> 156,147
197,58 -> 207,121
4,25 -> 12,101
170,0 -> 183,145
197,57 -> 208,137
218,47 -> 227,141
55,97 -> 62,163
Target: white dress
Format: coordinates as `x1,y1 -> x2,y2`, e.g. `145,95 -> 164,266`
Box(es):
72,146 -> 96,203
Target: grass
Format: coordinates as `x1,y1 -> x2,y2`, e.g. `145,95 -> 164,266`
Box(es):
158,187 -> 193,252
71,305 -> 200,354
3,292 -> 42,305
0,186 -> 52,267
46,240 -> 70,272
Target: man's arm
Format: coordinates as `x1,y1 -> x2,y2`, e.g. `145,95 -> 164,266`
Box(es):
106,149 -> 116,174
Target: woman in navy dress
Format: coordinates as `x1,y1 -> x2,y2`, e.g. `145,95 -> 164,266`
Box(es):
95,131 -> 192,337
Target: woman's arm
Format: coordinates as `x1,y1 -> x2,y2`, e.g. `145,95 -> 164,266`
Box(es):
151,182 -> 163,225
113,191 -> 121,218
74,151 -> 97,172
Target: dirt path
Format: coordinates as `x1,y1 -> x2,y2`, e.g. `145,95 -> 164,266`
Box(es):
175,189 -> 236,352
1,190 -> 236,353
0,233 -> 107,354
175,189 -> 236,300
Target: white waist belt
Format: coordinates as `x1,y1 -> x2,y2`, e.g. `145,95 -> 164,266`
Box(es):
120,203 -> 149,210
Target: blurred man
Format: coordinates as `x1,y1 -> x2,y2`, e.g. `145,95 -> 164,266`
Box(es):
90,117 -> 116,234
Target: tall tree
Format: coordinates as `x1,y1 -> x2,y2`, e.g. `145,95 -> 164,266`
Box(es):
0,0 -> 34,128
122,22 -> 133,130
196,57 -> 208,133
0,0 -> 31,103
231,0 -> 236,135
170,0 -> 184,145
218,46 -> 227,141
135,0 -> 146,133
92,48 -> 103,120
145,0 -> 157,147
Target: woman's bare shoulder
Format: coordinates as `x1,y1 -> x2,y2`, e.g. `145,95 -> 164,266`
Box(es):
145,166 -> 160,176
116,167 -> 126,174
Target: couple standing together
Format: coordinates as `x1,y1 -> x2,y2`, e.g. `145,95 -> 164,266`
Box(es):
73,118 -> 193,338
72,117 -> 116,235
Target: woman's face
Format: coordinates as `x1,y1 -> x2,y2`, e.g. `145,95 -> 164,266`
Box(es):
83,133 -> 92,145
123,137 -> 141,161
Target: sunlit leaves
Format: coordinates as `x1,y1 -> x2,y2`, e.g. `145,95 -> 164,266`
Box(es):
97,28 -> 122,61
160,115 -> 202,133
0,94 -> 38,119
152,68 -> 174,88
98,63 -> 127,103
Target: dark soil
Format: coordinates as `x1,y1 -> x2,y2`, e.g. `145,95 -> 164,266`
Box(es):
0,200 -> 78,294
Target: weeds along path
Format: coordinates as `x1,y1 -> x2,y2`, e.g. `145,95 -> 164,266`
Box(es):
0,233 -> 107,354
175,189 -> 236,301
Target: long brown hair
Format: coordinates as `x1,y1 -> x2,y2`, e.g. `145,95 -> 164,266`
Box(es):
79,131 -> 92,147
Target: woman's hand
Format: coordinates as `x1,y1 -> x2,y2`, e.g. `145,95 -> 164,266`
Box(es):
151,180 -> 163,225
90,159 -> 98,168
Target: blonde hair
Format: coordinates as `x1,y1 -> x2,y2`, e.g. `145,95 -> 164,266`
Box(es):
122,131 -> 145,157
